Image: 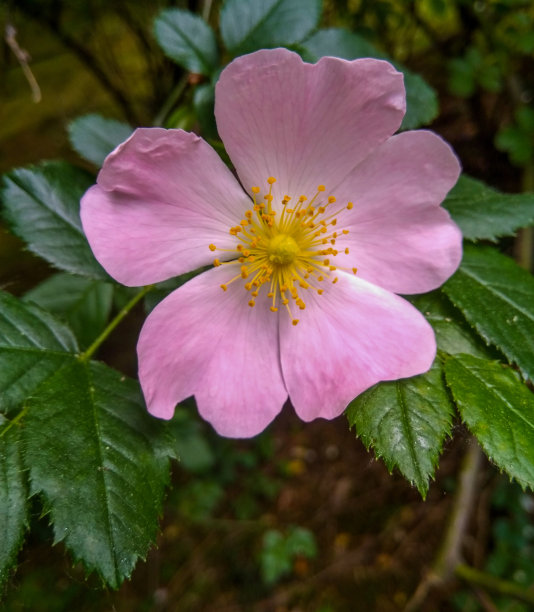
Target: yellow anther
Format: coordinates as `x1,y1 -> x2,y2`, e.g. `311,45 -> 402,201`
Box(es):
342,229 -> 349,235
352,267 -> 358,274
213,176 -> 354,324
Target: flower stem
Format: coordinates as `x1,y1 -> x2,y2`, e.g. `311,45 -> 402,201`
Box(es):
79,285 -> 154,362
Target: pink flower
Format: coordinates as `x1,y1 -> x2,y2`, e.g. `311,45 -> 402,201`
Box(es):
81,48 -> 462,438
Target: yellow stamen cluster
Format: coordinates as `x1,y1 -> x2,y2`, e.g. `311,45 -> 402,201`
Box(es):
209,177 -> 357,325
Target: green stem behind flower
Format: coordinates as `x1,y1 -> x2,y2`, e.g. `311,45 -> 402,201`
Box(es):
80,285 -> 154,362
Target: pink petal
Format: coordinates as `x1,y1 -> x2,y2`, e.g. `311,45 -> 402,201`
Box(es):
138,266 -> 287,438
215,48 -> 405,207
81,129 -> 250,286
279,272 -> 436,422
331,130 -> 462,294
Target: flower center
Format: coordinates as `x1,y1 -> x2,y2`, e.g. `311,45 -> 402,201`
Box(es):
268,234 -> 299,265
209,177 -> 357,325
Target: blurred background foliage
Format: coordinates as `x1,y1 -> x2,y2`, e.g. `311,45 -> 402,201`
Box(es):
1,0 -> 534,610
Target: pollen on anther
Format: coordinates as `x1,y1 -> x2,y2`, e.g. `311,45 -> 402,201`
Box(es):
270,306 -> 278,312
209,244 -> 216,251
328,196 -> 336,204
267,176 -> 276,184
220,284 -> 227,291
213,258 -> 221,267
251,186 -> 260,194
248,300 -> 255,307
292,319 -> 299,326
347,202 -> 354,210
317,185 -> 325,191
352,267 -> 358,274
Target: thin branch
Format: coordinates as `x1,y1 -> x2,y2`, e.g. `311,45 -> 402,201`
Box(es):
404,437 -> 484,611
456,564 -> 534,607
4,23 -> 41,102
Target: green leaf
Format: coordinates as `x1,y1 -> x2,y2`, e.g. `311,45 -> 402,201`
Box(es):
260,527 -> 317,584
300,27 -> 378,59
443,175 -> 534,241
443,246 -> 534,381
0,419 -> 28,588
1,162 -> 108,280
346,362 -> 454,497
0,290 -> 77,417
193,84 -> 218,141
445,354 -> 534,490
401,70 -> 439,130
220,0 -> 322,56
24,273 -> 114,349
300,28 -> 438,129
24,359 -> 170,588
154,8 -> 219,75
410,291 -> 490,358
68,114 -> 133,167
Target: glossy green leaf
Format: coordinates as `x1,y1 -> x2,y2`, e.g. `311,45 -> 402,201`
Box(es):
300,28 -> 438,129
0,290 -> 77,417
411,291 -> 490,358
346,362 -> 454,497
445,354 -> 534,490
1,162 -> 108,280
24,359 -> 170,588
443,175 -> 534,241
68,114 -> 133,167
443,246 -> 534,381
0,419 -> 28,588
220,0 -> 322,56
154,8 -> 219,75
24,273 -> 114,349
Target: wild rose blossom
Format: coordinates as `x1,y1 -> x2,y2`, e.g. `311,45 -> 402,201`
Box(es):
81,48 -> 462,438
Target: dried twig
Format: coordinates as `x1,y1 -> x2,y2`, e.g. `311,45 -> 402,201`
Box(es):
5,23 -> 41,102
